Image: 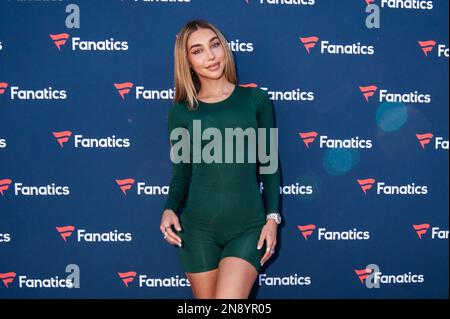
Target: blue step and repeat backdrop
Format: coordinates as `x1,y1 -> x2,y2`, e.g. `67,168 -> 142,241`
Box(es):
0,0 -> 448,299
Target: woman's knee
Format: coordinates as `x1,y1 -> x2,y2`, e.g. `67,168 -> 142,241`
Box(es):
186,269 -> 219,299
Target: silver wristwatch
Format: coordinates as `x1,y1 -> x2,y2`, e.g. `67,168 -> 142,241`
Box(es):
266,213 -> 282,225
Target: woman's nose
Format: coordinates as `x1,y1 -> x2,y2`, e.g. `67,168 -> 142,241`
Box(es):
205,48 -> 215,60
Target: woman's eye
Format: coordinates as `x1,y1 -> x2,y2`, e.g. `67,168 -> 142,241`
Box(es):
193,43 -> 220,55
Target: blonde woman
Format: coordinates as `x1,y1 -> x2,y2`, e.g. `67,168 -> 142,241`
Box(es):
160,19 -> 281,299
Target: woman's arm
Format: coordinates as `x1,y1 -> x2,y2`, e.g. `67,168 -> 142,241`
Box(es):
163,104 -> 193,214
255,88 -> 281,216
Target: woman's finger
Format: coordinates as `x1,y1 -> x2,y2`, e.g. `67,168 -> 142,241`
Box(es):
165,235 -> 182,247
260,238 -> 271,264
172,217 -> 182,232
261,236 -> 277,265
165,227 -> 182,245
257,231 -> 265,250
160,223 -> 169,235
260,247 -> 271,265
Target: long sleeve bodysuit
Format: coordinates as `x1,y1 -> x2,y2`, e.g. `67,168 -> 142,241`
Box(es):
164,85 -> 280,273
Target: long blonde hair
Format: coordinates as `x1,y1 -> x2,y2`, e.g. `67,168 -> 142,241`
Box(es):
173,19 -> 238,110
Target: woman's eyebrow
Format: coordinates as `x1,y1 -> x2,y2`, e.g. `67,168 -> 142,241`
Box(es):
189,36 -> 219,50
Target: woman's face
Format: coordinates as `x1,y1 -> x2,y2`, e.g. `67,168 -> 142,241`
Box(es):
187,28 -> 226,80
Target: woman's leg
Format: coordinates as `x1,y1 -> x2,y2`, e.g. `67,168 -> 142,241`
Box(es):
186,268 -> 219,299
214,257 -> 258,299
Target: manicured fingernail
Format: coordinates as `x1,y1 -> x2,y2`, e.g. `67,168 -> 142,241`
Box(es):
178,243 -> 182,247
260,262 -> 264,266
257,245 -> 261,250
177,228 -> 182,231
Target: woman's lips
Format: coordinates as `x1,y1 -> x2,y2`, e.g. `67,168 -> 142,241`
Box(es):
207,63 -> 220,70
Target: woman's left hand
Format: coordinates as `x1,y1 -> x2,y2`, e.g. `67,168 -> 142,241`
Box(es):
257,219 -> 278,266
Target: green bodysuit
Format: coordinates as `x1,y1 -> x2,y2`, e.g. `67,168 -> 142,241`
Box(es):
164,85 -> 280,273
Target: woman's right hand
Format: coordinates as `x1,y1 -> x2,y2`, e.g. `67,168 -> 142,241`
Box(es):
160,209 -> 182,247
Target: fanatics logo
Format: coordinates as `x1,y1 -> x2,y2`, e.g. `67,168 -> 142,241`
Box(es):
359,85 -> 378,102
49,33 -> 70,50
118,271 -> 137,287
56,226 -> 76,242
357,178 -> 376,194
53,131 -> 73,148
415,133 -> 448,150
0,84 -> 67,100
0,179 -> 70,196
354,268 -> 373,284
412,224 -> 430,239
298,132 -> 373,149
0,82 -> 8,95
418,40 -> 447,57
297,225 -> 370,241
0,179 -> 12,195
0,272 -> 16,288
50,33 -> 128,51
298,132 -> 318,148
418,40 -> 436,56
114,82 -> 134,100
411,224 -> 448,239
366,0 -> 434,10
357,178 -> 428,195
359,85 -> 431,103
297,225 -> 316,240
416,133 -> 433,149
53,131 -> 131,148
116,178 -> 135,195
300,36 -> 374,55
299,36 -> 319,54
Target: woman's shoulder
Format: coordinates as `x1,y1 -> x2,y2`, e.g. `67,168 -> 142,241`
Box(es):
235,85 -> 269,104
167,101 -> 189,127
242,86 -> 270,109
239,86 -> 269,103
169,100 -> 189,116
251,86 -> 269,99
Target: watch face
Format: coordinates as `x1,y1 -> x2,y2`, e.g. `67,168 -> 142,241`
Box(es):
267,213 -> 281,224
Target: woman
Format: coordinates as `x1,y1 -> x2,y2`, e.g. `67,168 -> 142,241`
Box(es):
160,19 -> 282,299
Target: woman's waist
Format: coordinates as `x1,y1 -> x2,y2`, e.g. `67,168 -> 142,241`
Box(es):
180,209 -> 266,231
188,175 -> 260,193
183,191 -> 266,219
